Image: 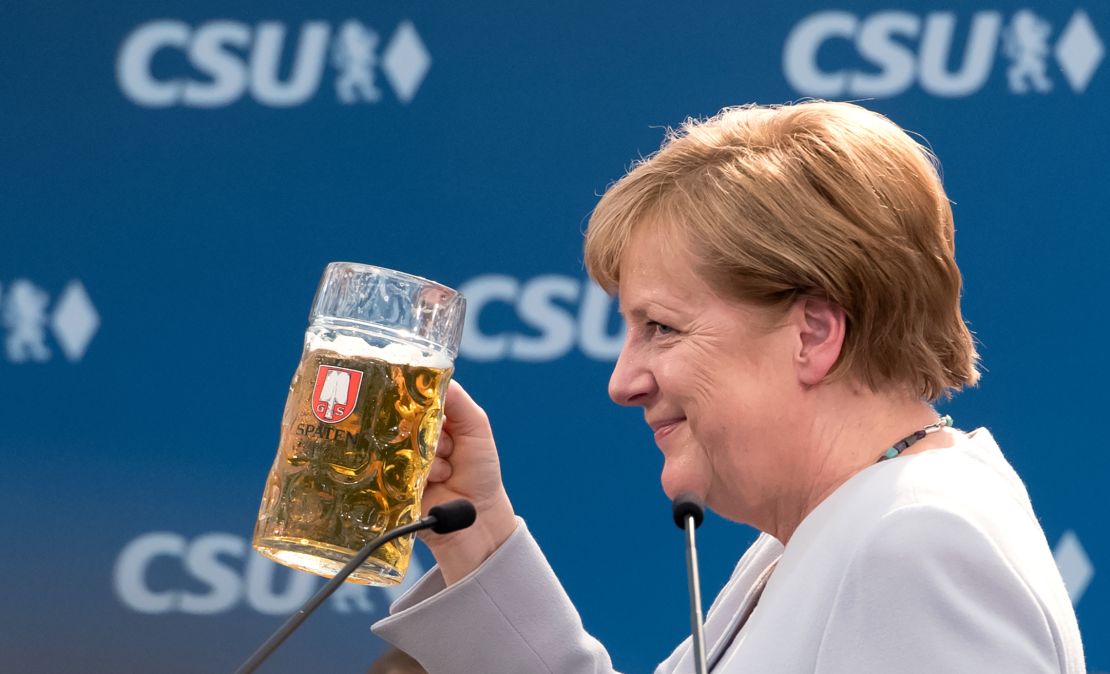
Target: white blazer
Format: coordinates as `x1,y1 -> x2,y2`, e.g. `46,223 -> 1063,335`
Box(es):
373,429 -> 1085,673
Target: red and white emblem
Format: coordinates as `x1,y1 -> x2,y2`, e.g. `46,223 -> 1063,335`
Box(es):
311,365 -> 364,423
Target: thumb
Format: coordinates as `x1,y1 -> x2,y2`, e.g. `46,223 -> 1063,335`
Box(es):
443,380 -> 493,441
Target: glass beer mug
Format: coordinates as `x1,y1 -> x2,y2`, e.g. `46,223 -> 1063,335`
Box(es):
253,262 -> 466,585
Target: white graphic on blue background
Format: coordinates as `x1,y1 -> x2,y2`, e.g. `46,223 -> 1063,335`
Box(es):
1054,10 -> 1105,91
117,19 -> 430,108
113,530 -> 425,615
1004,10 -> 1054,93
381,21 -> 432,104
332,20 -> 382,104
2,280 -> 51,362
1,279 -> 98,363
458,275 -> 625,363
1053,530 -> 1094,606
784,9 -> 1104,98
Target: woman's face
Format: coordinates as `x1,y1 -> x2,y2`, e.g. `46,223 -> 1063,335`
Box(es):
609,226 -> 808,526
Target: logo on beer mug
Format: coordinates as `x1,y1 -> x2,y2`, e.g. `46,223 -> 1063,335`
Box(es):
311,365 -> 363,423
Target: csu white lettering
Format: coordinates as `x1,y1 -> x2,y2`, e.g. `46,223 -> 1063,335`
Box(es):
117,21 -> 330,107
117,19 -> 430,107
113,532 -> 422,614
784,10 -> 1006,98
459,275 -> 624,362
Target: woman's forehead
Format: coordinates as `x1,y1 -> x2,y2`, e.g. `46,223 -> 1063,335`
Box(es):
619,231 -> 701,286
616,243 -> 723,314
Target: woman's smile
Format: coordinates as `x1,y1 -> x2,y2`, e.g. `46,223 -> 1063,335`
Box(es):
650,417 -> 686,443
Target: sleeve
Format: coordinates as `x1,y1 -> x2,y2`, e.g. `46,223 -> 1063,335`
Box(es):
371,518 -> 623,674
813,505 -> 1062,674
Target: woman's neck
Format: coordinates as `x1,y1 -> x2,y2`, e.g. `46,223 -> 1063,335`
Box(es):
767,384 -> 949,544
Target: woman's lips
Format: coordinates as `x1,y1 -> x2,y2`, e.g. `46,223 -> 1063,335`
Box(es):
653,418 -> 686,442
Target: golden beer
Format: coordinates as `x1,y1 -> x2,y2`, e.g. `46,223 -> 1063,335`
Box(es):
253,340 -> 451,585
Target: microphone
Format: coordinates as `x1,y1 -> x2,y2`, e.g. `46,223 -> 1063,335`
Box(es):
428,498 -> 478,534
673,493 -> 708,674
234,499 -> 477,674
672,494 -> 705,529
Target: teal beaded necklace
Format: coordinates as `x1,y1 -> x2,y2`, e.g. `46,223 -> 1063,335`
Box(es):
876,415 -> 953,462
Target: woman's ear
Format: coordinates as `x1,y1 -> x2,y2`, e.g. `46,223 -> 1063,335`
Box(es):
794,297 -> 846,386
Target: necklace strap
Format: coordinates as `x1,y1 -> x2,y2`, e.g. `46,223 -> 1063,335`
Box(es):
876,414 -> 953,462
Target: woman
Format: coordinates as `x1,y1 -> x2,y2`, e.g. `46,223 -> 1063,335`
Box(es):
371,102 -> 1086,672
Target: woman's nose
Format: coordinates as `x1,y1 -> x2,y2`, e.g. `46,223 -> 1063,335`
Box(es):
608,344 -> 655,407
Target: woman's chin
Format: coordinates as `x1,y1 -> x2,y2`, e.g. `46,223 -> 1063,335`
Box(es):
659,461 -> 709,502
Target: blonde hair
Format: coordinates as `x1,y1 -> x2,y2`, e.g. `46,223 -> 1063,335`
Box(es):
584,101 -> 979,401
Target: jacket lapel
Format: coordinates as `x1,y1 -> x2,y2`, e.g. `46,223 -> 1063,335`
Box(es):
703,535 -> 783,670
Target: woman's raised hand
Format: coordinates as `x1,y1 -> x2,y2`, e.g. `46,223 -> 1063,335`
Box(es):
421,381 -> 517,585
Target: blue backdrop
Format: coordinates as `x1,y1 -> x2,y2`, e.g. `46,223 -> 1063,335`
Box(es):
1,2 -> 1104,672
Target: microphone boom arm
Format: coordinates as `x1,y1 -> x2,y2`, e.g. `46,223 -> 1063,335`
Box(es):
673,494 -> 709,674
684,513 -> 709,674
234,499 -> 476,674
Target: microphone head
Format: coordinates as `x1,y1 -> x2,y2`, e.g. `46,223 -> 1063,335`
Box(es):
427,499 -> 478,534
672,493 -> 705,530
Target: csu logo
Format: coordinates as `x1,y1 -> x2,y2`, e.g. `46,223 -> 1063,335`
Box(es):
459,275 -> 625,363
117,19 -> 431,108
1,280 -> 98,363
114,531 -> 425,615
784,9 -> 1104,97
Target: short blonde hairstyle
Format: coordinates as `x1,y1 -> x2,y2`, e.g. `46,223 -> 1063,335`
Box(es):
584,101 -> 979,401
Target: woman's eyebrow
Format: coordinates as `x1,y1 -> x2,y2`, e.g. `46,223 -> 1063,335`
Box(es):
619,302 -> 679,321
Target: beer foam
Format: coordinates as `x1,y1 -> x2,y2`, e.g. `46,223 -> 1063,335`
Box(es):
305,330 -> 453,368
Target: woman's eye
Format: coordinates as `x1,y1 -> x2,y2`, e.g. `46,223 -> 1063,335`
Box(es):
647,320 -> 675,336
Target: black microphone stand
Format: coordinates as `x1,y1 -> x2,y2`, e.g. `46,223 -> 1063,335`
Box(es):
235,500 -> 475,674
673,495 -> 708,674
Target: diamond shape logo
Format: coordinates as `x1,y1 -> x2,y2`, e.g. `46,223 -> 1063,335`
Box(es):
1055,10 -> 1104,92
1053,530 -> 1093,606
382,21 -> 431,104
50,280 -> 99,361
